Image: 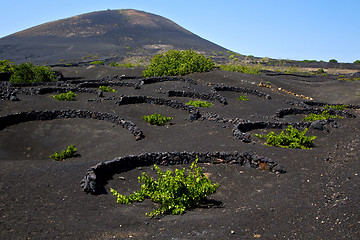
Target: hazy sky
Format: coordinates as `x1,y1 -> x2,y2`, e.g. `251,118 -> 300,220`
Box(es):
1,0 -> 359,63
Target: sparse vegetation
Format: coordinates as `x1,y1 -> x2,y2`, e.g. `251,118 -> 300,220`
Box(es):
142,49 -> 215,77
302,110 -> 343,122
338,76 -> 360,81
219,64 -> 261,75
110,158 -> 219,217
110,62 -> 135,68
52,91 -> 77,101
99,86 -> 117,92
255,125 -> 317,149
311,68 -> 327,76
90,60 -> 104,65
237,95 -> 249,101
186,100 -> 213,107
142,113 -> 173,126
50,145 -> 77,161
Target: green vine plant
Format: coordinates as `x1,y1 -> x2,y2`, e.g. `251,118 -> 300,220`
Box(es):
110,158 -> 219,217
142,113 -> 173,126
302,110 -> 343,122
52,91 -> 77,101
324,104 -> 348,110
255,125 -> 317,149
99,86 -> 117,92
89,60 -> 104,65
186,100 -> 213,107
236,95 -> 249,101
50,145 -> 77,161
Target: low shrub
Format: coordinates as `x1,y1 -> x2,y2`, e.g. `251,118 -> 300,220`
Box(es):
99,86 -> 117,92
52,91 -> 77,101
0,59 -> 13,73
142,49 -> 215,77
142,113 -> 173,126
219,64 -> 261,75
324,104 -> 347,110
237,95 -> 249,101
90,60 -> 105,65
1,61 -> 56,83
302,110 -> 343,122
255,125 -> 317,149
186,100 -> 213,107
110,158 -> 219,217
50,145 -> 77,161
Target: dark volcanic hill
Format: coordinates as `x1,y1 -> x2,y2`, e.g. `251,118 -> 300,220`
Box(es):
0,9 -> 228,64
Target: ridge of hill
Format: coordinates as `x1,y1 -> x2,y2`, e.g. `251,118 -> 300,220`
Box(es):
0,9 -> 228,64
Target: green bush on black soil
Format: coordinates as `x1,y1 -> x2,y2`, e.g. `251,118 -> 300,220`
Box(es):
142,113 -> 173,126
186,100 -> 213,107
302,110 -> 343,122
50,145 -> 77,161
236,95 -> 249,101
142,49 -> 214,77
52,91 -> 77,101
0,60 -> 13,73
255,125 -> 317,149
99,86 -> 117,92
0,60 -> 56,83
110,158 -> 219,217
90,60 -> 105,65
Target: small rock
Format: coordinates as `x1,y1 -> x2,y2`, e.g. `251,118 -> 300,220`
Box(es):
10,95 -> 20,101
97,90 -> 104,98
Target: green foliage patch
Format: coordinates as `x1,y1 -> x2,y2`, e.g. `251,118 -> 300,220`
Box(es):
0,59 -> 13,73
0,60 -> 56,83
110,158 -> 219,217
52,91 -> 77,101
255,125 -> 317,149
142,113 -> 173,126
302,110 -> 343,122
219,64 -> 261,75
90,60 -> 105,65
142,49 -> 215,77
186,100 -> 213,107
324,104 -> 348,110
236,95 -> 249,101
99,86 -> 117,92
50,145 -> 77,161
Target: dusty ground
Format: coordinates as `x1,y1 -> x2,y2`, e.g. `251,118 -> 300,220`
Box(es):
0,66 -> 359,239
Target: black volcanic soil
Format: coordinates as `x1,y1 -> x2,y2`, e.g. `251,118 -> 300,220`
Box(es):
1,66 -> 359,239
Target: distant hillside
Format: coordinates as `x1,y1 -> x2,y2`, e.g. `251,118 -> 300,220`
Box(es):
0,9 -> 229,64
